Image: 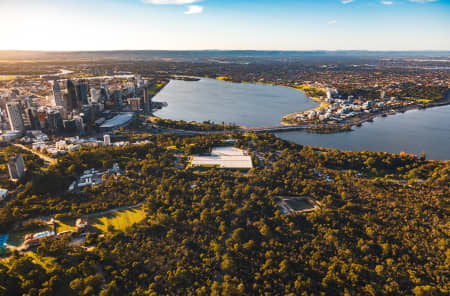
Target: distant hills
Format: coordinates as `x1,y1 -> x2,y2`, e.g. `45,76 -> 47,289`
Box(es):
1,50 -> 449,62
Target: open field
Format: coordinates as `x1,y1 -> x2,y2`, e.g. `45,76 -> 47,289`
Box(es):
5,206 -> 146,249
91,208 -> 146,233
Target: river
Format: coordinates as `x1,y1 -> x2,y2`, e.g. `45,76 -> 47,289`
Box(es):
154,78 -> 318,127
154,78 -> 450,160
277,105 -> 450,160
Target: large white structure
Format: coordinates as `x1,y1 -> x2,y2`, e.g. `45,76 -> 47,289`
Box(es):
6,102 -> 24,132
190,146 -> 253,169
100,113 -> 134,131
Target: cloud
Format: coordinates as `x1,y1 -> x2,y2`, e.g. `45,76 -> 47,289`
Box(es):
142,0 -> 204,15
381,1 -> 393,4
185,5 -> 203,14
328,20 -> 337,25
341,0 -> 355,4
408,0 -> 437,2
142,0 -> 202,4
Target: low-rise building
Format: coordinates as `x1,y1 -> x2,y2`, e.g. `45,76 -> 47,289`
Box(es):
68,163 -> 123,191
190,146 -> 253,169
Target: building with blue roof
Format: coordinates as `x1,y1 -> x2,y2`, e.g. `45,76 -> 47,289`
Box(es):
0,234 -> 8,255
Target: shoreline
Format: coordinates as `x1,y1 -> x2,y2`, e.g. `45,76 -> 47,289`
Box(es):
279,85 -> 329,125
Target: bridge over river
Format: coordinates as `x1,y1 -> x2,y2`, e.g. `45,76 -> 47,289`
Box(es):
242,124 -> 318,133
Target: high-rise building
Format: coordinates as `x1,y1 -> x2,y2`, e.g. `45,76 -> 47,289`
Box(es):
8,154 -> 25,180
23,107 -> 39,130
46,111 -> 63,134
103,134 -> 111,146
90,88 -> 100,103
111,90 -> 123,106
6,102 -> 24,132
76,79 -> 89,106
73,116 -> 84,132
128,97 -> 141,112
52,80 -> 64,107
99,87 -> 109,104
37,110 -> 48,129
66,80 -> 78,111
143,81 -> 152,115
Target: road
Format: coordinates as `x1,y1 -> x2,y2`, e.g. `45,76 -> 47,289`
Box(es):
13,143 -> 57,165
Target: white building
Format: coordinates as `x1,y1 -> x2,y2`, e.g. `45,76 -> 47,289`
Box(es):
90,88 -> 100,103
0,189 -> 8,199
56,140 -> 67,150
69,163 -> 123,191
103,134 -> 111,146
190,147 -> 253,169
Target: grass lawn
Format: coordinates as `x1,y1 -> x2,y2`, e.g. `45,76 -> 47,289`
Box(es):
216,76 -> 232,82
402,97 -> 432,103
55,221 -> 76,233
0,76 -> 16,81
91,208 -> 146,233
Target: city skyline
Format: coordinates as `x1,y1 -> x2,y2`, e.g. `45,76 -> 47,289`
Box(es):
1,0 -> 449,51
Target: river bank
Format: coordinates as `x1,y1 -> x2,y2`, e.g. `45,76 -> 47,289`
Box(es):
279,89 -> 450,133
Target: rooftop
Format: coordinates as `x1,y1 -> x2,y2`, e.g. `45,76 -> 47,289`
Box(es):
100,113 -> 134,129
190,146 -> 253,169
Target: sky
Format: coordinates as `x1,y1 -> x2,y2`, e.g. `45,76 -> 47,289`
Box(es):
0,0 -> 449,51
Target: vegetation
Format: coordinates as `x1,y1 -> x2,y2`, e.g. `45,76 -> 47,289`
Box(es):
216,76 -> 233,82
91,208 -> 146,233
398,86 -> 449,102
0,133 -> 448,295
290,84 -> 326,98
0,144 -> 45,189
151,117 -> 239,131
337,87 -> 381,100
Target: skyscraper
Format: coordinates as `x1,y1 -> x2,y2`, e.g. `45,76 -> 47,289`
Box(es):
66,79 -> 78,111
143,81 -> 152,115
99,87 -> 109,105
76,79 -> 89,106
23,107 -> 39,130
46,111 -> 63,134
8,154 -> 25,180
6,102 -> 25,132
52,80 -> 63,107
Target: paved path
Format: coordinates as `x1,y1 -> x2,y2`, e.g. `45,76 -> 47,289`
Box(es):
13,143 -> 57,165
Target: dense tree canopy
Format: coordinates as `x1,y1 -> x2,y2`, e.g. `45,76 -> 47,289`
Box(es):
0,133 -> 448,295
